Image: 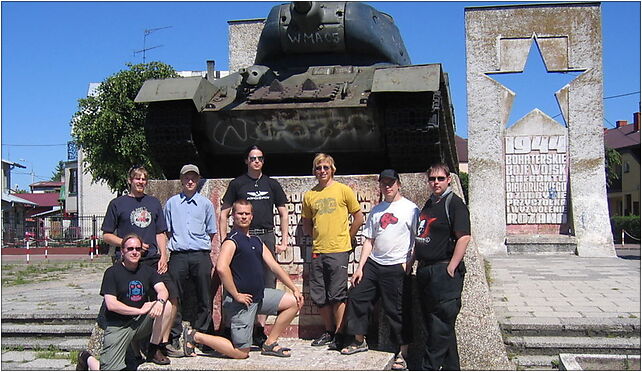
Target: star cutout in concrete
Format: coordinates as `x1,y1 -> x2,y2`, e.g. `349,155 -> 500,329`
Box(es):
488,38 -> 580,127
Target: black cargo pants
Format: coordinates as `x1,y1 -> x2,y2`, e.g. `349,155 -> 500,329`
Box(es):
416,261 -> 465,371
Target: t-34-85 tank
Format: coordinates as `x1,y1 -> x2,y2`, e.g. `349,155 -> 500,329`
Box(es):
135,1 -> 459,179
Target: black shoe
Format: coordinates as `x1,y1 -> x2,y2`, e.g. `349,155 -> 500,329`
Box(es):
76,350 -> 91,370
311,331 -> 334,347
147,345 -> 171,365
327,333 -> 345,351
252,326 -> 268,347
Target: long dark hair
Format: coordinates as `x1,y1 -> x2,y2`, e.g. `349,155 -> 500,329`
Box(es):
244,144 -> 264,159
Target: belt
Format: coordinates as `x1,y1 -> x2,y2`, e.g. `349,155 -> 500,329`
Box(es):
418,259 -> 450,267
249,228 -> 273,235
170,250 -> 211,254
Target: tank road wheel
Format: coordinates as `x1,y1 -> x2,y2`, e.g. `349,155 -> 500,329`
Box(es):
382,93 -> 442,172
144,101 -> 202,179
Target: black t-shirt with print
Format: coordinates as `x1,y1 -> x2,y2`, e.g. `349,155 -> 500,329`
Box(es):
222,174 -> 287,230
100,262 -> 162,325
101,194 -> 167,257
415,192 -> 470,263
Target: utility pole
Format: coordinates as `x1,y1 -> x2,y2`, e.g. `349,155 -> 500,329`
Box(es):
134,26 -> 172,63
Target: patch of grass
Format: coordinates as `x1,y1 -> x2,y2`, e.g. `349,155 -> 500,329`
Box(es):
501,296 -> 509,302
629,314 -> 638,319
33,346 -> 68,359
67,283 -> 81,289
3,345 -> 25,351
69,350 -> 79,365
612,287 -> 620,291
1,260 -> 110,287
551,358 -> 560,368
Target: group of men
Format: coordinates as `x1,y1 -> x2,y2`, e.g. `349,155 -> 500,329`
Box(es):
76,146 -> 471,371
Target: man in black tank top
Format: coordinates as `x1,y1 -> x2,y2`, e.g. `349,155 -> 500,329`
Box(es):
179,200 -> 303,359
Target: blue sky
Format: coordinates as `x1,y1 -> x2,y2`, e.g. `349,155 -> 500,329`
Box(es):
2,1 -> 640,191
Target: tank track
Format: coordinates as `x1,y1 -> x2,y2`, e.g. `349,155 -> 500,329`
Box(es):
144,101 -> 202,179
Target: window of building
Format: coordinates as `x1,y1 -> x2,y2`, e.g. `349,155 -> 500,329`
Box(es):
68,169 -> 78,195
623,161 -> 630,173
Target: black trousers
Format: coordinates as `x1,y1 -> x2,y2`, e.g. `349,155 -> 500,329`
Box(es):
345,258 -> 412,346
416,262 -> 464,371
169,250 -> 213,339
257,232 -> 277,289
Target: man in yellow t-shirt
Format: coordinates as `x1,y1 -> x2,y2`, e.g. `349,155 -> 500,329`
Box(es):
302,153 -> 364,350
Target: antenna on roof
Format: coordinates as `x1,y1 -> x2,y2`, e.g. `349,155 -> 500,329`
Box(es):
134,26 -> 172,64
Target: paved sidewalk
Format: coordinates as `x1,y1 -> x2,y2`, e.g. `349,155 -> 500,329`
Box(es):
487,255 -> 640,323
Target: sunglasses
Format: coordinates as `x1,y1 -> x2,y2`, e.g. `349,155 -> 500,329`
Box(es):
125,246 -> 143,252
249,156 -> 264,162
428,176 -> 447,182
315,165 -> 331,171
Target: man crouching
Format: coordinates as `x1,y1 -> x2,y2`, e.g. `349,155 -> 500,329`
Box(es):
181,199 -> 304,359
77,233 -> 174,370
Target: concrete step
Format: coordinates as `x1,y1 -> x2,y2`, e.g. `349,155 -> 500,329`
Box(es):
500,317 -> 641,338
2,323 -> 94,337
505,335 -> 641,356
1,336 -> 87,351
510,354 -> 560,370
1,312 -> 97,324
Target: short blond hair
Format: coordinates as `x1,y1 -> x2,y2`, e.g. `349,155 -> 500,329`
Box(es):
312,153 -> 336,175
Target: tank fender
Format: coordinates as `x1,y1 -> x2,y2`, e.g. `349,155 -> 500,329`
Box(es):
135,76 -> 219,112
371,64 -> 442,93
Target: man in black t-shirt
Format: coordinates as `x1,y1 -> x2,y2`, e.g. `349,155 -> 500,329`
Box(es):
219,145 -> 289,346
414,163 -> 471,371
100,166 -> 178,356
76,234 -> 173,370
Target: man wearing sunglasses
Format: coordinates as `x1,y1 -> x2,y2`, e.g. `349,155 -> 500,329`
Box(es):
101,165 -> 178,361
164,164 -> 218,357
76,234 -> 173,370
302,153 -> 364,350
219,145 -> 289,347
415,163 -> 471,370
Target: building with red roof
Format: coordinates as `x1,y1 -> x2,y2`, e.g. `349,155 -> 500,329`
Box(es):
604,112 -> 640,216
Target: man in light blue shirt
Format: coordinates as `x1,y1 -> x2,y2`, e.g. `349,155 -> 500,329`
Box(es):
164,164 -> 217,357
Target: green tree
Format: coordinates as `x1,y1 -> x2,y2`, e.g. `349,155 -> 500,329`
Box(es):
50,161 -> 65,181
604,145 -> 622,187
458,171 -> 469,203
71,62 -> 177,194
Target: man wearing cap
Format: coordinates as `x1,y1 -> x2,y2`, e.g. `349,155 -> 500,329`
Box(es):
340,169 -> 418,370
302,153 -> 364,350
415,163 -> 470,370
164,164 -> 218,356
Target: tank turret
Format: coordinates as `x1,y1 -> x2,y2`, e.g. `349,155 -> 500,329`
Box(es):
136,2 -> 458,179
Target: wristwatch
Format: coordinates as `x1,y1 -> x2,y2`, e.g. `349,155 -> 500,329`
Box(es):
156,298 -> 167,305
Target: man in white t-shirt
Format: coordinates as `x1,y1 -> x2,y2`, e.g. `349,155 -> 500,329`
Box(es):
340,169 -> 419,371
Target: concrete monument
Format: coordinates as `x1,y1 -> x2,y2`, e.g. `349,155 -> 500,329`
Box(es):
465,3 -> 616,257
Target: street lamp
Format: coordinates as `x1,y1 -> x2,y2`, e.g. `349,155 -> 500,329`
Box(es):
18,158 -> 34,187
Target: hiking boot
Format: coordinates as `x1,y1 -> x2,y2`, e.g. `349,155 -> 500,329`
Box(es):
311,331 -> 334,347
76,350 -> 91,370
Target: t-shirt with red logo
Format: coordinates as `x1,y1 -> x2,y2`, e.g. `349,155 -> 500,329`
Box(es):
362,197 -> 419,265
415,191 -> 470,263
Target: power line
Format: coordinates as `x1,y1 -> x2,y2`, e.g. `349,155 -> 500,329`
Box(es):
604,91 -> 640,100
